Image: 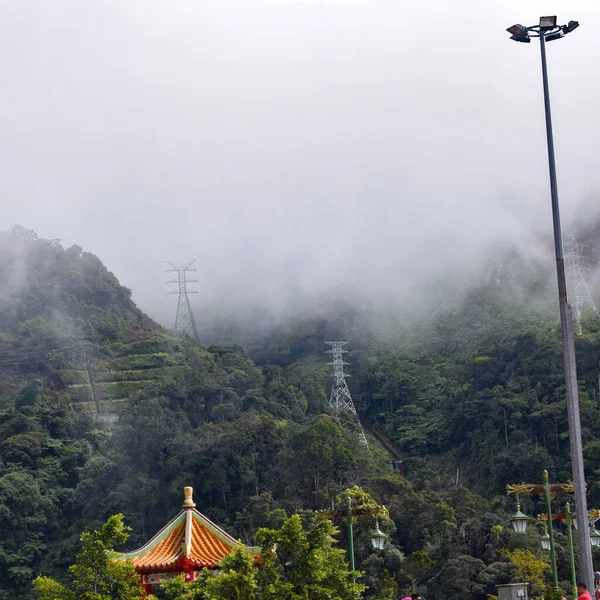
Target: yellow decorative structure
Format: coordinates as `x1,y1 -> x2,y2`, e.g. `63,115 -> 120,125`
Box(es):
182,486 -> 196,508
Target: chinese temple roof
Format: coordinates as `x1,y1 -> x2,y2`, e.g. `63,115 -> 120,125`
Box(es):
115,487 -> 260,572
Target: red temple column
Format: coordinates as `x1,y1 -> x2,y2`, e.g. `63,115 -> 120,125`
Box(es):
140,575 -> 153,596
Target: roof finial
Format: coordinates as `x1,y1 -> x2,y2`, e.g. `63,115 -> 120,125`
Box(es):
183,486 -> 196,508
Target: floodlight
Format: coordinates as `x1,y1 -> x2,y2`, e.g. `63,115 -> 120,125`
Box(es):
564,21 -> 580,34
510,35 -> 531,43
540,16 -> 557,30
507,24 -> 528,38
546,31 -> 565,42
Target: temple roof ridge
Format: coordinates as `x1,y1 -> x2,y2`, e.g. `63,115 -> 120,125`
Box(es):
114,487 -> 260,572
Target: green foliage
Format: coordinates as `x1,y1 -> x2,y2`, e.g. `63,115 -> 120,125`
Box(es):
337,485 -> 388,515
59,370 -> 91,385
94,367 -> 187,383
34,514 -> 141,600
255,514 -> 365,600
402,551 -> 435,593
7,227 -> 600,600
97,381 -> 151,400
500,548 -> 549,598
33,577 -> 75,600
202,550 -> 257,600
68,384 -> 93,402
110,353 -> 185,371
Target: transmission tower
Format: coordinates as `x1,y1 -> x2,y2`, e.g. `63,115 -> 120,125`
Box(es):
565,236 -> 600,335
495,250 -> 507,288
325,342 -> 368,447
493,247 -> 535,290
166,260 -> 200,342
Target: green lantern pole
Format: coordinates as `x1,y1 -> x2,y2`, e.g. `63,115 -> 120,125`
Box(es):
566,502 -> 577,598
346,496 -> 356,582
544,470 -> 560,595
316,496 -> 387,584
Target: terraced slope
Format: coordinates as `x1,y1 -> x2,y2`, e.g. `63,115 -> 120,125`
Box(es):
57,333 -> 189,417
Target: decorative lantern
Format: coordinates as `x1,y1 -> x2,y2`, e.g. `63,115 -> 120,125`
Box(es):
540,526 -> 551,550
370,519 -> 387,550
511,503 -> 528,534
590,527 -> 600,547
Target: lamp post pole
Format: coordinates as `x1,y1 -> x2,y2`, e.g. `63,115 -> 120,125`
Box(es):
539,26 -> 594,594
346,496 -> 356,580
316,497 -> 387,583
543,471 -> 560,594
505,16 -> 593,591
566,503 -> 577,598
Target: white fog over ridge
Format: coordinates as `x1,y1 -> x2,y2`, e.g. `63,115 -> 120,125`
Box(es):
1,0 -> 600,328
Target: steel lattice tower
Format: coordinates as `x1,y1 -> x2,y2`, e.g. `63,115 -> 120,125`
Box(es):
167,260 -> 200,342
493,247 -> 534,289
325,342 -> 368,447
495,250 -> 507,288
565,237 -> 599,335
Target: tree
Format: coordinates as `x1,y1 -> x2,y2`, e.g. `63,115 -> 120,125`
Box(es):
428,555 -> 487,600
501,548 -> 549,599
162,551 -> 256,600
255,514 -> 365,600
402,551 -> 434,593
34,514 -> 142,600
31,577 -> 74,600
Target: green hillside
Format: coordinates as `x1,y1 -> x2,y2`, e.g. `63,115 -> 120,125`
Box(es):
0,227 -> 193,419
3,226 -> 600,600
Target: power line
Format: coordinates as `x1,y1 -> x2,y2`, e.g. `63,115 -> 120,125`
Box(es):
166,260 -> 200,342
325,341 -> 368,447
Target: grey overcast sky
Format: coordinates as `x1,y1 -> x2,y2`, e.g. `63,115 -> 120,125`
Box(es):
1,0 -> 599,324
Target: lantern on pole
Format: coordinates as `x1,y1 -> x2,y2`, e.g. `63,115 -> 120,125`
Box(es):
541,526 -> 551,550
511,502 -> 528,534
370,519 -> 387,550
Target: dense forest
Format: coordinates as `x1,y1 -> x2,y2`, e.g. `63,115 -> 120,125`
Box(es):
2,225 -> 600,599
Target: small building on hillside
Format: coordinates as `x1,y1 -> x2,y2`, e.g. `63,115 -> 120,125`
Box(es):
114,487 -> 260,596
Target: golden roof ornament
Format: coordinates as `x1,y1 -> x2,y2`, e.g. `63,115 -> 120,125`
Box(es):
183,486 -> 196,508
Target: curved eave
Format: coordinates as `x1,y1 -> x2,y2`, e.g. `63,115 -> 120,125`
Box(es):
114,507 -> 261,567
114,511 -> 186,561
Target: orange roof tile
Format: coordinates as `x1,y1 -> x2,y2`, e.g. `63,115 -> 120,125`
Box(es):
187,517 -> 232,567
115,496 -> 260,573
131,521 -> 185,571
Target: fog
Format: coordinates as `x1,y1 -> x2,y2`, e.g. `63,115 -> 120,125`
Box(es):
1,0 -> 600,328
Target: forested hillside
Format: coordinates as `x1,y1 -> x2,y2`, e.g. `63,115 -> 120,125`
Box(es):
3,226 -> 600,600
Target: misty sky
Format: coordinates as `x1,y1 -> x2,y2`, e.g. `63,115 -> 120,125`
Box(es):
2,1 -> 599,325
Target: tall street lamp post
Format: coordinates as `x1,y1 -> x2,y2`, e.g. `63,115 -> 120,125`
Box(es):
505,16 -> 591,590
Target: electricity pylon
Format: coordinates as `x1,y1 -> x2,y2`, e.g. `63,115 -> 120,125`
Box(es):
325,342 -> 368,447
495,250 -> 507,288
167,260 -> 200,342
565,236 -> 600,335
493,247 -> 534,289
